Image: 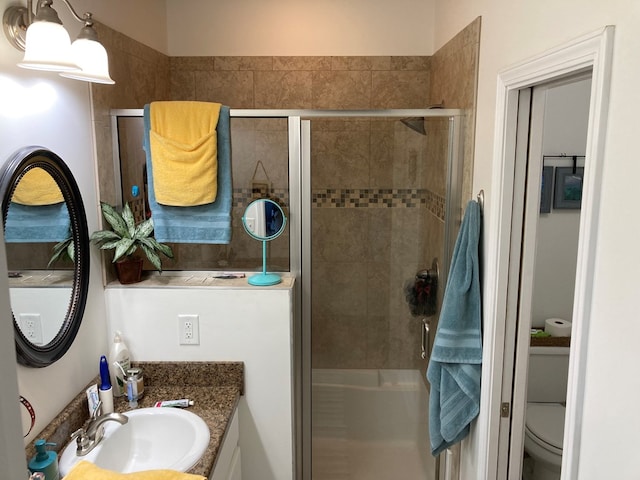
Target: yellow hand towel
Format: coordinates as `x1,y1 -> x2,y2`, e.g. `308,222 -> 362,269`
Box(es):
149,101 -> 221,207
64,461 -> 206,480
12,167 -> 64,205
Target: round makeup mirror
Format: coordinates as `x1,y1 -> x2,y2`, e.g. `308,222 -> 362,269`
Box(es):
0,146 -> 90,367
242,198 -> 287,286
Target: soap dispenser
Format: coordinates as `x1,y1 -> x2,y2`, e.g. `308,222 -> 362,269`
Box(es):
28,439 -> 59,480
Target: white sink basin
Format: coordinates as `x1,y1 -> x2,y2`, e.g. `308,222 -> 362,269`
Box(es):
59,407 -> 210,476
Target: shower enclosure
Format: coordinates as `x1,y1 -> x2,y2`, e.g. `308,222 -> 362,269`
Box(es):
111,107 -> 465,480
299,110 -> 465,480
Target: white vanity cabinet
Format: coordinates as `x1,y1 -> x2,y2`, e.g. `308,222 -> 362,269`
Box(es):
210,407 -> 241,480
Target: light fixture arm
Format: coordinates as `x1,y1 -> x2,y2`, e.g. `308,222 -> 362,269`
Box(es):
57,0 -> 85,24
3,0 -> 93,51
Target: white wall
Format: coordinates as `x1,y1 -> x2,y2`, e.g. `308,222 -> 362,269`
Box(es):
165,0 -> 436,56
54,0 -> 169,54
434,1 -> 640,478
531,78 -> 591,327
0,0 -> 116,446
105,285 -> 295,480
0,234 -> 28,478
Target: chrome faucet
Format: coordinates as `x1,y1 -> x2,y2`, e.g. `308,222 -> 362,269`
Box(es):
71,402 -> 128,456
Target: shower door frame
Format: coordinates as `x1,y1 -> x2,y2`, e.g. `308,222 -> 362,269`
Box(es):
273,108 -> 465,480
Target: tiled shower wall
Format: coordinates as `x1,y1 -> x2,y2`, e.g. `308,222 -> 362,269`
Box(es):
90,18 -> 479,369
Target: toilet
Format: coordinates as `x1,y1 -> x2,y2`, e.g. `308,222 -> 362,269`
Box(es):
523,346 -> 570,480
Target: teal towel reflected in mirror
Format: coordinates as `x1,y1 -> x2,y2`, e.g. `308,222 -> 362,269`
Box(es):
5,201 -> 70,243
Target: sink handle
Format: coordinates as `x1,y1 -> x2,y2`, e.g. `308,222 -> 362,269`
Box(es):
71,428 -> 90,451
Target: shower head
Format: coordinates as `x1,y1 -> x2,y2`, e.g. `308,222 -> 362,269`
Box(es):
399,101 -> 444,136
400,117 -> 426,135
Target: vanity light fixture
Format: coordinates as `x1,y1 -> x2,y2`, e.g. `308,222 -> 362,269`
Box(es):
2,0 -> 114,84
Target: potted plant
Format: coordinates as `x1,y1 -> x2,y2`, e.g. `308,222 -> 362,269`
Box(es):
90,202 -> 173,284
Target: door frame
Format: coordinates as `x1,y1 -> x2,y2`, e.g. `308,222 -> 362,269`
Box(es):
480,26 -> 614,479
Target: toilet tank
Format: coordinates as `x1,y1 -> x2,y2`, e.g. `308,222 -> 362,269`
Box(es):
527,346 -> 570,403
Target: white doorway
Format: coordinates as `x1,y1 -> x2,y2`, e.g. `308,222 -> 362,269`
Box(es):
480,27 -> 614,480
503,74 -> 592,480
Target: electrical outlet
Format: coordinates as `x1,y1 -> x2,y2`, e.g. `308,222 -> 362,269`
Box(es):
178,314 -> 200,345
20,313 -> 43,345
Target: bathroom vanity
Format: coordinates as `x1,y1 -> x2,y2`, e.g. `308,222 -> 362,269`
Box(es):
25,361 -> 243,478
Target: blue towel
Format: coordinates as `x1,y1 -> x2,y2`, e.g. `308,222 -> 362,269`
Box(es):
4,201 -> 70,243
427,200 -> 482,456
143,104 -> 232,243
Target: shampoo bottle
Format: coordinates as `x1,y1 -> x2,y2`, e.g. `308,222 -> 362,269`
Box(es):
28,439 -> 59,480
108,331 -> 131,397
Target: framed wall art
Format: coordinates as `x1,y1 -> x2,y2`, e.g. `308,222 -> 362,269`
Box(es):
553,167 -> 584,209
540,166 -> 553,213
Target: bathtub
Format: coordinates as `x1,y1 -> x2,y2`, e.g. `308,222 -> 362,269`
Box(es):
312,369 -> 434,480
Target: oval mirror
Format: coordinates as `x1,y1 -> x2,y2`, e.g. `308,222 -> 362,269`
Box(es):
242,198 -> 287,286
0,146 -> 89,367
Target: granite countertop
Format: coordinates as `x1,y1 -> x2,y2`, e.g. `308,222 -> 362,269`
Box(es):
25,361 -> 244,478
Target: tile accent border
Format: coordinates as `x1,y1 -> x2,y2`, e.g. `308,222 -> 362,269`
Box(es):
232,187 -> 445,221
312,188 -> 445,220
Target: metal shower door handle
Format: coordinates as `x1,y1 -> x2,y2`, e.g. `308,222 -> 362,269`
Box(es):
421,318 -> 430,359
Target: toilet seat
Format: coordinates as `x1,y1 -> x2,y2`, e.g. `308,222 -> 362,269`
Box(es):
525,403 -> 565,456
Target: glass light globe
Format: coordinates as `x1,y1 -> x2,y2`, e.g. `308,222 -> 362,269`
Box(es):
60,37 -> 115,84
18,21 -> 79,72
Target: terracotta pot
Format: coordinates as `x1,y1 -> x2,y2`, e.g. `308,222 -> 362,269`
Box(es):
115,258 -> 143,284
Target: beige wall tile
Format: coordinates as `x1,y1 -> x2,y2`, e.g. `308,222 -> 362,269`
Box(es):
371,71 -> 430,109
170,56 -> 214,71
312,71 -> 371,109
254,71 -> 313,109
215,56 -> 273,71
311,130 -> 370,189
390,56 -> 430,71
194,71 -> 254,107
273,56 -> 331,71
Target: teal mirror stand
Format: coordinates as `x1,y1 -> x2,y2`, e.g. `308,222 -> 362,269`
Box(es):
249,239 -> 282,286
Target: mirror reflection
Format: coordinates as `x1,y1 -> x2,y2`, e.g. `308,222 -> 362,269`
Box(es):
1,146 -> 90,367
243,198 -> 286,240
242,198 -> 287,286
5,165 -> 74,345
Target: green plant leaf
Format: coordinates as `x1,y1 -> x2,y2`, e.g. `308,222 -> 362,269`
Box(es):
113,238 -> 135,262
67,241 -> 75,262
122,203 -> 136,238
48,243 -> 67,267
125,244 -> 137,257
100,202 -> 128,238
156,242 -> 174,258
141,244 -> 162,272
139,237 -> 174,259
134,218 -> 154,240
48,235 -> 74,267
99,239 -> 123,250
90,230 -> 120,243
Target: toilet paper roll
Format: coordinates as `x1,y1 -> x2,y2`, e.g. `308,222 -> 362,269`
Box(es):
544,318 -> 572,337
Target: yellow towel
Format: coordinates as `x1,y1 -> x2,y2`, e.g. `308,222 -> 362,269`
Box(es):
150,101 -> 221,206
12,167 -> 63,205
64,461 -> 206,480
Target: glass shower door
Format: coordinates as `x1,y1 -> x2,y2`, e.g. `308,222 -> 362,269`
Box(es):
307,114 -> 457,480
